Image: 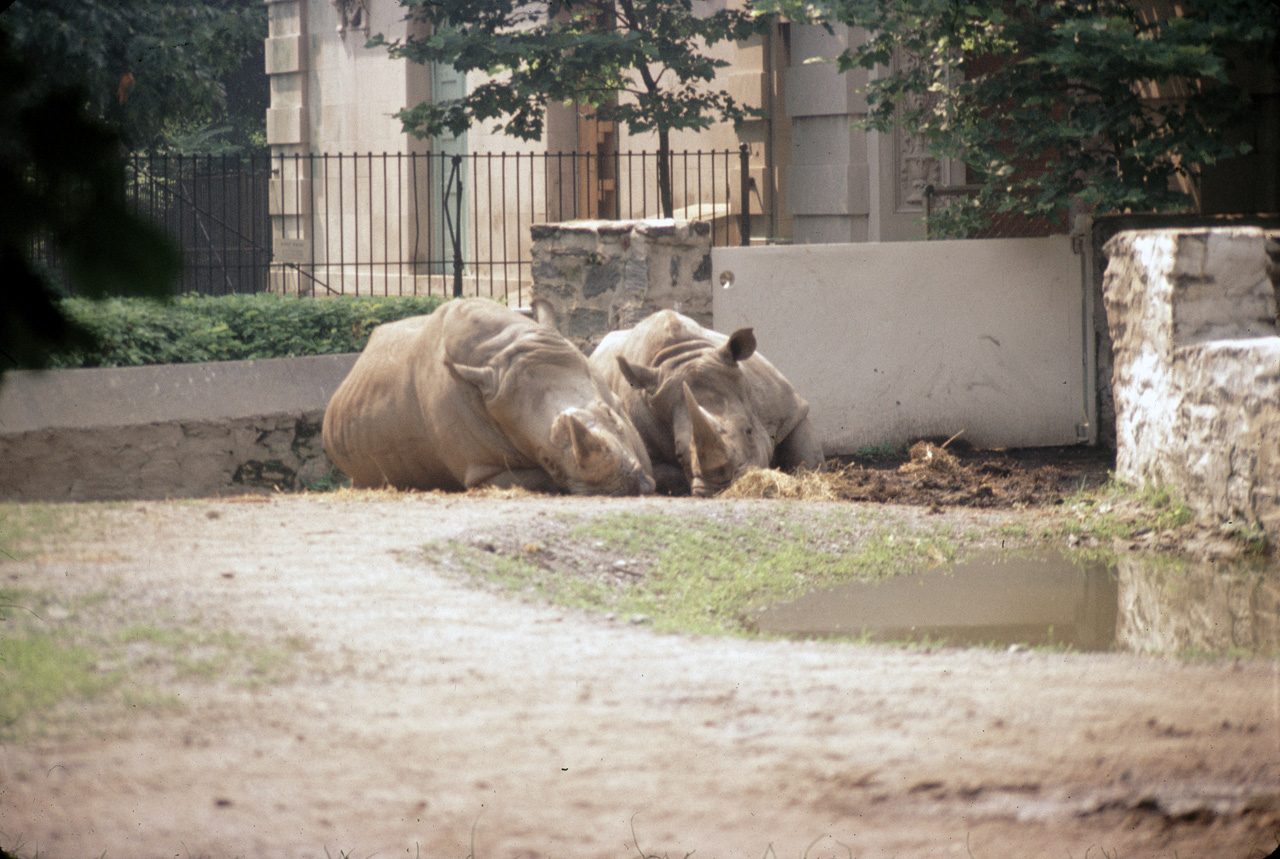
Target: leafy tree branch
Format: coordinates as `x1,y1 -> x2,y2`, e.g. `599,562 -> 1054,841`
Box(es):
373,0 -> 772,217
758,0 -> 1277,235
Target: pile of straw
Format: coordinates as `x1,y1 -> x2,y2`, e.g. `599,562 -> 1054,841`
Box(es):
898,440 -> 962,475
719,467 -> 840,500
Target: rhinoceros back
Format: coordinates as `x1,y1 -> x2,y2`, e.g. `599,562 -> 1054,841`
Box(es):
322,313 -> 463,489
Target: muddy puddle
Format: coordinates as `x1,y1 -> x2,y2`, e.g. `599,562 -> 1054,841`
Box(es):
752,551 -> 1280,657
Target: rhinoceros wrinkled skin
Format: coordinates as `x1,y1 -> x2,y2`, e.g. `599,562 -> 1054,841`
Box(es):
590,309 -> 824,496
322,298 -> 655,495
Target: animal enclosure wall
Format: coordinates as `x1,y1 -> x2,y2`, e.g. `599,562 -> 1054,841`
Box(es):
712,237 -> 1092,454
0,356 -> 357,501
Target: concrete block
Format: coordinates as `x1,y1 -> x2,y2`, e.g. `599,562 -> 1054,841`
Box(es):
714,236 -> 1086,453
785,61 -> 867,118
267,106 -> 308,145
786,163 -> 869,216
265,35 -> 305,75
0,356 -> 355,501
726,71 -> 766,111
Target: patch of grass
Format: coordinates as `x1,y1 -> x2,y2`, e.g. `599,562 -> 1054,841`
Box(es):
0,630 -> 122,737
300,469 -> 354,493
115,623 -> 310,687
0,504 -> 80,562
435,508 -> 964,636
0,501 -> 131,564
852,441 -> 907,459
0,584 -> 314,740
1221,520 -> 1272,557
996,520 -> 1031,542
0,586 -> 60,622
1054,478 -> 1194,549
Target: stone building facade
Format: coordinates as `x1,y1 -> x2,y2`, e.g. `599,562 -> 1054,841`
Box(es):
261,0 -> 957,298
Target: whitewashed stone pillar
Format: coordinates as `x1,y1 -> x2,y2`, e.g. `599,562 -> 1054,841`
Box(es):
1102,227 -> 1280,538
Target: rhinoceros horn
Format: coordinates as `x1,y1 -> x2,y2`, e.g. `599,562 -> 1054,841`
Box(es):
682,382 -> 731,476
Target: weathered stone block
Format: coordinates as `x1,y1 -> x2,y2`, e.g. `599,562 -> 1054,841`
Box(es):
530,219 -> 714,353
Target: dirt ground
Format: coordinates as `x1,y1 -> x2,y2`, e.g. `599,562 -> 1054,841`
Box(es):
2,445 -> 1280,859
819,442 -> 1116,508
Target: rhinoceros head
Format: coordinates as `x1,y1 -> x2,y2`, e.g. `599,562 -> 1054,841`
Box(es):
543,404 -> 656,496
617,327 -> 772,497
446,303 -> 654,496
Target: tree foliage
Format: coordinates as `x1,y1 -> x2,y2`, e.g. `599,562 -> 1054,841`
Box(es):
1,0 -> 267,153
374,0 -> 771,216
0,27 -> 181,374
762,0 -> 1277,234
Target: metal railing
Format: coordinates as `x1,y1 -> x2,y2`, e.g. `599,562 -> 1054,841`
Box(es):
36,148 -> 751,305
31,154 -> 274,297
270,147 -> 751,305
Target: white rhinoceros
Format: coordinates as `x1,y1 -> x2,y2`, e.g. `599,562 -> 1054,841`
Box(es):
590,309 -> 824,496
322,298 -> 655,495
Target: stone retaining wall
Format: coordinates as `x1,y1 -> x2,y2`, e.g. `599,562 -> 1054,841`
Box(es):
1102,227 -> 1280,538
530,219 -> 713,353
0,354 -> 357,502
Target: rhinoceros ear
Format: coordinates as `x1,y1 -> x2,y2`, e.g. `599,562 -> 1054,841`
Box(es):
445,358 -> 499,400
719,328 -> 756,365
530,298 -> 559,331
616,356 -> 661,394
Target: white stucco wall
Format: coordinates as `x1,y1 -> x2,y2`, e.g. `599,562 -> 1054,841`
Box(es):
712,237 -> 1091,454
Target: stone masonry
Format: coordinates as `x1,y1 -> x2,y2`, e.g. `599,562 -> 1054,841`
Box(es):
0,415 -> 337,502
0,355 -> 356,502
1102,227 -> 1280,538
530,219 -> 714,353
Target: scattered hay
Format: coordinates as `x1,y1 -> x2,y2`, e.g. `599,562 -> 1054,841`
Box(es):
319,486 -> 436,501
899,439 -> 963,476
720,467 -> 840,501
466,484 -> 543,499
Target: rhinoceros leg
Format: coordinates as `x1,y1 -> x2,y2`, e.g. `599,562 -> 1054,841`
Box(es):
771,416 -> 826,473
464,463 -> 560,493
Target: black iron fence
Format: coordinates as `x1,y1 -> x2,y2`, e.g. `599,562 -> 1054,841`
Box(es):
130,153 -> 273,295
38,147 -> 751,305
270,146 -> 750,306
30,154 -> 273,297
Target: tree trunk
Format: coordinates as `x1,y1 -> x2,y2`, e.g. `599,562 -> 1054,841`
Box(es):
657,127 -> 674,219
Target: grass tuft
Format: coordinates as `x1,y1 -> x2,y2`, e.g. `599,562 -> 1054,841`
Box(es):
435,507 -> 963,636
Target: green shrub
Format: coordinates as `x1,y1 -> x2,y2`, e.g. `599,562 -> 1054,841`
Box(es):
49,293 -> 446,368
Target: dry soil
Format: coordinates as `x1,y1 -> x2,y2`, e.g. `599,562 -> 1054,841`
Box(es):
1,447 -> 1279,859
